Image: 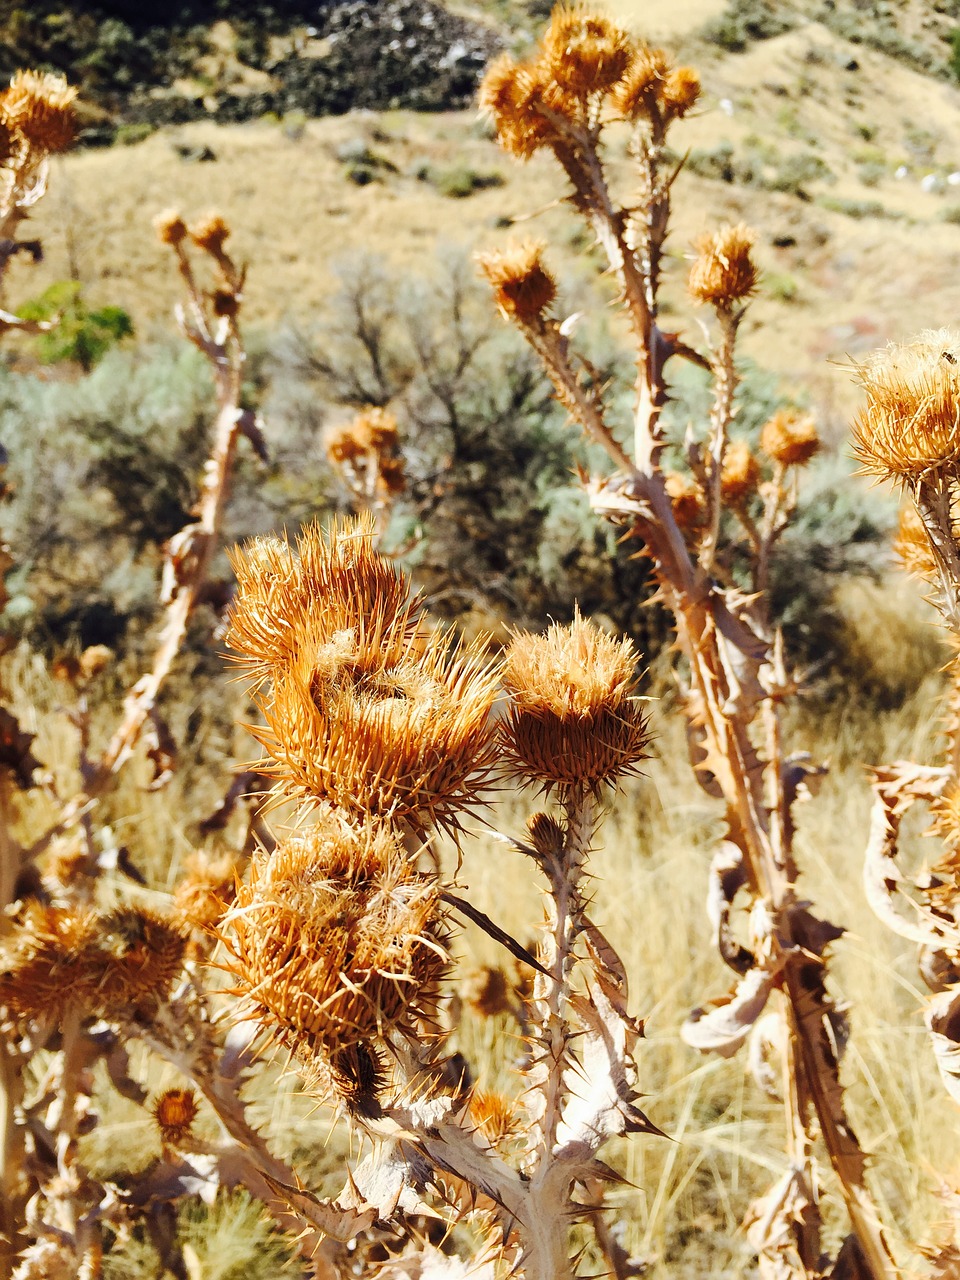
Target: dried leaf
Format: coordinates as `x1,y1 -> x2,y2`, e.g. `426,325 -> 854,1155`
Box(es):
682,964 -> 777,1058
926,985 -> 960,1105
706,840 -> 752,973
744,1165 -> 819,1280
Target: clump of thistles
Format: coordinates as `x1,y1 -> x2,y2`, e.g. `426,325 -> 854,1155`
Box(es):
688,224 -> 757,309
851,331 -> 960,481
228,516 -> 500,834
477,240 -> 557,325
478,6 -> 700,161
500,611 -> 650,791
220,808 -> 447,1111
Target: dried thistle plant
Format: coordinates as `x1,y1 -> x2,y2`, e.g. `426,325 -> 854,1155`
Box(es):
474,7 -> 893,1278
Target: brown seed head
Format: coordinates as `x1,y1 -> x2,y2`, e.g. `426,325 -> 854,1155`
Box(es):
469,1088 -> 523,1146
543,6 -> 633,98
479,53 -> 576,159
688,224 -> 757,308
211,287 -> 239,318
610,42 -> 671,119
500,611 -> 650,791
661,65 -> 701,119
325,407 -> 399,466
851,331 -> 960,481
664,471 -> 705,531
720,439 -> 760,505
190,211 -> 230,253
1,70 -> 77,153
893,504 -> 938,578
173,852 -> 237,934
459,965 -> 511,1018
221,810 -> 447,1106
0,903 -> 99,1022
88,908 -> 186,1015
153,1088 -> 200,1147
760,408 -> 820,467
154,209 -> 188,246
477,239 -> 557,324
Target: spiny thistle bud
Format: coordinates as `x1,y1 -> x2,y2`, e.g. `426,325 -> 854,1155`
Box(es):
0,904 -> 184,1022
543,6 -> 633,98
760,408 -> 820,468
190,211 -> 230,254
154,209 -> 188,246
893,505 -> 938,578
153,1087 -> 200,1147
459,965 -> 512,1018
173,852 -> 237,934
851,331 -> 960,481
1,70 -> 77,154
221,810 -> 447,1109
469,1088 -> 523,1146
665,471 -> 705,532
661,65 -> 701,119
610,43 -> 670,120
500,611 -> 650,791
688,224 -> 757,308
720,439 -> 761,505
477,239 -> 557,325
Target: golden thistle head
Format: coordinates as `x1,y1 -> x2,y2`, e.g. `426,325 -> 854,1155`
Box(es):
610,43 -> 670,119
760,408 -> 820,468
500,611 -> 650,791
1,70 -> 77,154
543,6 -> 633,98
688,224 -> 757,308
851,332 -> 960,482
661,65 -> 701,119
173,852 -> 237,934
190,211 -> 230,254
220,810 -> 448,1110
231,517 -> 499,832
469,1088 -> 524,1147
325,406 -> 399,464
153,1088 -> 200,1147
0,904 -> 184,1023
477,239 -> 557,325
479,53 -> 576,159
720,439 -> 761,505
154,209 -> 188,246
665,471 -> 705,532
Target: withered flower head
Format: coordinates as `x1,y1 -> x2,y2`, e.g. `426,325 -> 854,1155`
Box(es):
173,852 -> 237,934
211,287 -> 239,318
190,211 -> 230,253
479,53 -> 575,159
469,1088 -> 523,1146
153,1088 -> 200,1147
665,471 -> 705,532
851,331 -> 960,481
477,239 -> 557,325
688,224 -> 757,308
500,610 -> 650,791
661,65 -> 701,119
220,810 -> 447,1109
231,518 -> 499,832
720,439 -> 760,505
154,209 -> 188,246
0,904 -> 184,1022
759,408 -> 820,468
610,42 -> 670,119
325,407 -> 399,466
1,70 -> 77,153
459,965 -> 511,1018
893,504 -> 938,578
543,5 -> 633,98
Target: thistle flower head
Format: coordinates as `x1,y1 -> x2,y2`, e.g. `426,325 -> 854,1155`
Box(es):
688,224 -> 757,308
610,43 -> 670,119
477,239 -> 557,324
720,439 -> 760,504
0,904 -> 184,1023
500,611 -> 650,791
469,1088 -> 524,1146
760,408 -> 820,467
1,70 -> 77,153
851,331 -> 960,481
190,211 -> 230,254
154,209 -> 188,246
173,852 -> 237,934
459,965 -> 511,1018
543,5 -> 633,98
479,53 -> 577,159
661,65 -> 701,119
153,1088 -> 200,1147
220,809 -> 447,1109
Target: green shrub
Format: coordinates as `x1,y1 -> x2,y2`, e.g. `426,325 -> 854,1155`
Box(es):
419,164 -> 507,198
16,281 -> 134,371
701,0 -> 797,52
816,195 -> 901,220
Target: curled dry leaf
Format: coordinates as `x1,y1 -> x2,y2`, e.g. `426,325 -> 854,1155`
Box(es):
682,964 -> 779,1058
926,985 -> 960,1106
